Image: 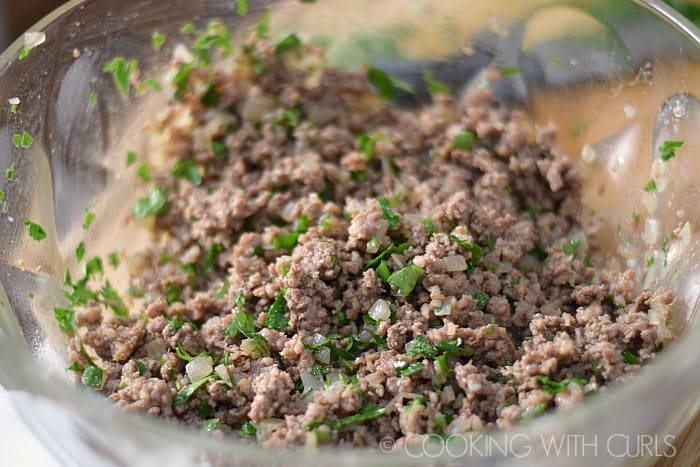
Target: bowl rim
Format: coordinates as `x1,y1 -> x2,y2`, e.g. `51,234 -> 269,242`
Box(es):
1,0 -> 699,465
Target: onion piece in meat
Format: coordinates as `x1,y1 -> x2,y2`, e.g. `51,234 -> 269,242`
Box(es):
214,364 -> 231,383
186,356 -> 213,382
368,299 -> 391,321
314,346 -> 331,364
444,255 -> 467,272
300,368 -> 324,393
435,297 -> 456,316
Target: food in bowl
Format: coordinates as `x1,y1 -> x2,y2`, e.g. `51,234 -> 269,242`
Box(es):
58,19 -> 674,446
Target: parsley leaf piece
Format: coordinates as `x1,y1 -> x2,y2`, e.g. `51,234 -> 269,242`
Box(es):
376,260 -> 391,282
82,364 -> 104,389
211,138 -> 229,156
81,257 -> 104,281
422,218 -> 435,236
275,33 -> 302,54
377,197 -> 400,229
452,130 -> 474,150
24,219 -> 46,241
171,158 -> 202,186
273,214 -> 310,250
100,281 -> 128,316
125,151 -> 137,167
387,264 -> 424,296
172,62 -> 194,99
165,283 -> 181,305
518,402 -> 548,421
406,335 -> 436,359
6,163 -> 15,181
145,78 -> 162,91
132,187 -> 168,218
75,241 -> 86,262
501,66 -> 520,77
135,359 -> 147,375
12,131 -> 33,148
167,317 -> 184,330
396,361 -> 424,377
108,252 -> 120,269
136,163 -> 151,181
201,81 -> 221,107
643,179 -> 657,193
436,338 -> 473,357
659,140 -> 683,162
201,418 -> 221,432
622,349 -> 639,364
54,307 -> 76,335
563,238 -> 581,257
535,375 -> 587,395
202,242 -> 224,276
173,376 -> 210,406
151,31 -> 166,50
236,0 -> 249,16
214,278 -> 230,300
88,92 -> 97,107
264,289 -> 288,331
83,211 -> 96,231
256,11 -> 271,39
328,403 -> 387,429
472,291 -> 490,310
224,310 -> 256,338
235,421 -> 257,437
365,242 -> 412,270
422,69 -> 449,96
367,67 -> 415,100
102,57 -> 138,98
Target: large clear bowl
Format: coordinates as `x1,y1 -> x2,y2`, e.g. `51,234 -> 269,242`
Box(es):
0,0 -> 699,465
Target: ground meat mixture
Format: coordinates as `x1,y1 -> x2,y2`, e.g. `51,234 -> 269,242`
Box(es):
64,26 -> 675,448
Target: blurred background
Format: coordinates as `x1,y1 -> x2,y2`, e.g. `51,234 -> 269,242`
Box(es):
1,0 -> 700,51
0,0 -> 700,51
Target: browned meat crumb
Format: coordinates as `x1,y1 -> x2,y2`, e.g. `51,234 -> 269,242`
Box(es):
65,32 -> 674,448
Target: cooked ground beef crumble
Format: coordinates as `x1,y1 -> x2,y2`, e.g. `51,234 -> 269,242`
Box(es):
64,29 -> 674,447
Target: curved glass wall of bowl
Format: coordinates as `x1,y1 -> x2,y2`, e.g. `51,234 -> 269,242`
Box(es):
0,0 -> 699,466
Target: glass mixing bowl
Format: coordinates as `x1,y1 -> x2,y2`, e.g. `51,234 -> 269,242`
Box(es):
0,0 -> 699,465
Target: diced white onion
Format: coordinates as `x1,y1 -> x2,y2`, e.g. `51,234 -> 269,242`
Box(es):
241,92 -> 276,122
444,255 -> 467,272
390,253 -> 405,269
23,32 -> 46,50
214,364 -> 231,383
143,338 -> 166,358
642,218 -> 660,246
173,43 -> 194,63
679,222 -> 691,245
186,356 -> 213,382
581,144 -> 597,164
435,297 -> 456,316
281,202 -> 297,223
257,418 -> 285,440
303,333 -> 326,347
403,214 -> 422,226
358,329 -> 373,343
314,346 -> 331,364
8,97 -> 20,105
300,368 -> 324,392
641,192 -> 657,215
240,338 -> 261,356
368,299 -> 391,321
